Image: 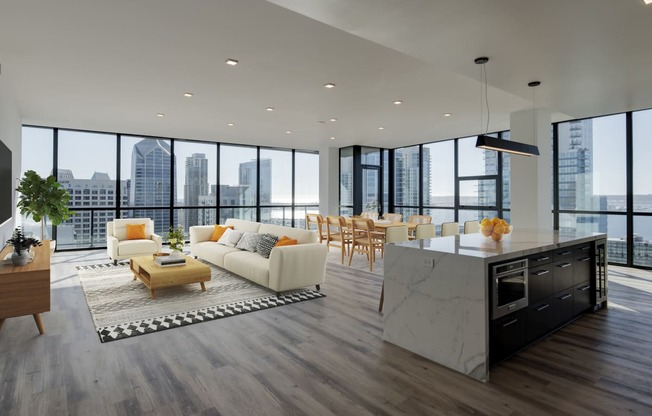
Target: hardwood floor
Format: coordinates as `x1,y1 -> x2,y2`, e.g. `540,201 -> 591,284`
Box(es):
1,250 -> 651,415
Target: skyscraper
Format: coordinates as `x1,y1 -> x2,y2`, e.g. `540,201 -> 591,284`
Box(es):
184,153 -> 209,229
130,139 -> 175,235
239,158 -> 272,205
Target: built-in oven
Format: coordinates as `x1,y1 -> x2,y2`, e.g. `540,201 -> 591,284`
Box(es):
491,258 -> 529,320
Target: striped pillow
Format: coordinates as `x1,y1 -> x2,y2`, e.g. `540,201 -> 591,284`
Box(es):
256,233 -> 279,258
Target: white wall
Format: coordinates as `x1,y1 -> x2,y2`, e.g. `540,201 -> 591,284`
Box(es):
0,58 -> 22,245
319,146 -> 339,216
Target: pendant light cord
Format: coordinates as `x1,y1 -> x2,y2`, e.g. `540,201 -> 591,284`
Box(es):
484,63 -> 490,135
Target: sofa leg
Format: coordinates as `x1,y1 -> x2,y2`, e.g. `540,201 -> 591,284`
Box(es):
276,292 -> 282,297
113,259 -> 117,265
315,284 -> 321,291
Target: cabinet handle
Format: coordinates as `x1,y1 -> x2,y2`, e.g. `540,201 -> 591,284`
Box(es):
534,256 -> 550,262
558,294 -> 572,300
532,270 -> 550,276
558,250 -> 572,256
501,318 -> 518,328
557,263 -> 572,268
581,246 -> 590,251
578,285 -> 591,291
535,304 -> 550,312
578,257 -> 591,262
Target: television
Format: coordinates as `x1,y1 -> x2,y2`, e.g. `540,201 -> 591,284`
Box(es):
0,138 -> 12,227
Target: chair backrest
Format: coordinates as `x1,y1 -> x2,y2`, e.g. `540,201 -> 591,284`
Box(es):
464,220 -> 480,234
415,223 -> 436,240
110,218 -> 154,241
326,216 -> 346,237
351,218 -> 375,235
441,222 -> 459,237
383,213 -> 403,223
385,225 -> 409,243
360,211 -> 379,220
408,214 -> 432,224
306,213 -> 325,241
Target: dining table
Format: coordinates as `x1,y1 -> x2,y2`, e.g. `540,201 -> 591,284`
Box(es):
344,217 -> 418,232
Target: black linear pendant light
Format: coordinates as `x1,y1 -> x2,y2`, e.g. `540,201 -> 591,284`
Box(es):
474,57 -> 540,157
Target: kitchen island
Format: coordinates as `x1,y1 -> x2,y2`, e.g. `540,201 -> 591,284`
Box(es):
383,229 -> 607,382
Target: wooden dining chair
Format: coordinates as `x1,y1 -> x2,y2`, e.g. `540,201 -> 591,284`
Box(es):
305,213 -> 326,243
349,218 -> 385,272
464,220 -> 481,234
407,214 -> 432,237
379,225 -> 409,312
441,222 -> 459,237
383,213 -> 403,223
325,216 -> 352,264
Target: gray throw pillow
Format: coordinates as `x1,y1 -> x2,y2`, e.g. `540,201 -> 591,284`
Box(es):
256,233 -> 279,258
236,232 -> 263,252
217,228 -> 244,247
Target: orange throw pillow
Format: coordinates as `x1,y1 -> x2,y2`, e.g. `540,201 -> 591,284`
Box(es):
275,235 -> 298,247
126,224 -> 146,240
210,225 -> 234,242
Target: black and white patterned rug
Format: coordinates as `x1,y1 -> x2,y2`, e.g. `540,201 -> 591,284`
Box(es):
76,261 -> 325,343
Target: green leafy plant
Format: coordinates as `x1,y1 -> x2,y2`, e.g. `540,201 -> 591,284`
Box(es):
15,170 -> 75,240
6,226 -> 42,254
165,225 -> 185,251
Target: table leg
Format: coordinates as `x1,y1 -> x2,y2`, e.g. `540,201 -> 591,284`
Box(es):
133,274 -> 137,281
150,289 -> 155,299
33,314 -> 45,335
200,282 -> 206,292
0,318 -> 5,332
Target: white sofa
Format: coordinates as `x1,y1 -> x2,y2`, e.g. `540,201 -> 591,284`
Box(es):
190,219 -> 327,293
107,218 -> 162,264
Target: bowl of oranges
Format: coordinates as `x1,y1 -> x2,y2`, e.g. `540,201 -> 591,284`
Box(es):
480,217 -> 512,242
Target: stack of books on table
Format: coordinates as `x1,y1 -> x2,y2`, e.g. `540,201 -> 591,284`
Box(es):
154,254 -> 186,267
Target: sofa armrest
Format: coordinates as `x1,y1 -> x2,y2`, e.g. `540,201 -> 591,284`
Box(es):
107,235 -> 119,260
150,233 -> 163,251
190,225 -> 215,253
268,243 -> 327,292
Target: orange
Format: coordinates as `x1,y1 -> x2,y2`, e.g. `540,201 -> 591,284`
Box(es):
493,224 -> 505,235
481,218 -> 492,227
481,226 -> 493,236
490,232 -> 503,241
491,217 -> 501,225
504,225 -> 512,234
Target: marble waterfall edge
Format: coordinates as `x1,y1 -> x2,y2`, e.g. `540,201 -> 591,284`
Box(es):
383,244 -> 488,381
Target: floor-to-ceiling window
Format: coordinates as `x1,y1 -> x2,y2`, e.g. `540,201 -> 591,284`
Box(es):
633,110 -> 652,267
19,126 -> 320,250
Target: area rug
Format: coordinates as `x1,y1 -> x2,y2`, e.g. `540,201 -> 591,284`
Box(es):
77,261 -> 325,343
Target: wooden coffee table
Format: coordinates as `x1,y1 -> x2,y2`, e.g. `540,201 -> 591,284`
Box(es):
129,255 -> 211,299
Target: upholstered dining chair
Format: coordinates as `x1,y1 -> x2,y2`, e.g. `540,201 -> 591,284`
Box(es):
325,216 -> 352,264
415,223 -> 436,240
441,222 -> 460,237
379,225 -> 410,312
306,213 -> 326,243
464,220 -> 481,234
349,218 -> 385,272
383,213 -> 403,223
407,214 -> 432,237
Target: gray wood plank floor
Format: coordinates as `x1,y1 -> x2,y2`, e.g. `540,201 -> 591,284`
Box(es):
1,250 -> 651,415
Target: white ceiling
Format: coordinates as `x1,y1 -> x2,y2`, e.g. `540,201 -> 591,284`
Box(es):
0,0 -> 651,151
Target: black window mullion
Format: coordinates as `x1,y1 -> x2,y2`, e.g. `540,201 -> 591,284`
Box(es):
626,112 -> 634,267
553,123 -> 559,230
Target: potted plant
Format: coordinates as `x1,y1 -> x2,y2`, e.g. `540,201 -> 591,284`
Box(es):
15,170 -> 75,245
6,226 -> 42,265
165,225 -> 185,257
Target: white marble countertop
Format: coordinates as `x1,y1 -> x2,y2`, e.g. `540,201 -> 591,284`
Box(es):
393,229 -> 607,262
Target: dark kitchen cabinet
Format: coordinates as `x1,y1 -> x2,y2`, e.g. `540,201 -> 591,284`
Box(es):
529,264 -> 554,303
573,246 -> 592,287
573,281 -> 592,315
553,259 -> 574,293
489,308 -> 527,366
526,296 -> 556,343
552,289 -> 574,327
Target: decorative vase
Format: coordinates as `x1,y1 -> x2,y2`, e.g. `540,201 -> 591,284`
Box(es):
169,250 -> 183,259
11,249 -> 30,266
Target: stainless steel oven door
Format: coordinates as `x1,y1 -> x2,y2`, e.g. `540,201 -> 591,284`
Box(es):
492,259 -> 529,320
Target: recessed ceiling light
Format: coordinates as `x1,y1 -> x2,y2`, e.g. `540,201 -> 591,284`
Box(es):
286,130 -> 292,134
266,107 -> 274,111
443,113 -> 452,117
156,113 -> 165,117
330,118 -> 337,122
378,127 -> 385,130
330,137 -> 335,140
184,92 -> 193,97
225,59 -> 239,66
227,123 -> 235,126
393,100 -> 403,105
324,83 -> 335,89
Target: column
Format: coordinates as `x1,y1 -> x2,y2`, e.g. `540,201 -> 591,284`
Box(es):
319,146 -> 339,216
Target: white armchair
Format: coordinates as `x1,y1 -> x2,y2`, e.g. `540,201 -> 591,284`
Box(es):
107,218 -> 162,264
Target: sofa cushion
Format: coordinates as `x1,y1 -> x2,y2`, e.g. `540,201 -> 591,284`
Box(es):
225,218 -> 261,234
236,232 -> 262,252
223,251 -> 270,287
275,236 -> 298,247
117,239 -> 158,256
210,225 -> 234,242
217,228 -> 244,247
258,223 -> 316,244
193,241 -> 240,268
256,233 -> 279,258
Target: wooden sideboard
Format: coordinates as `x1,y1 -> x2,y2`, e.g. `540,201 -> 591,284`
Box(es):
0,240 -> 51,335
